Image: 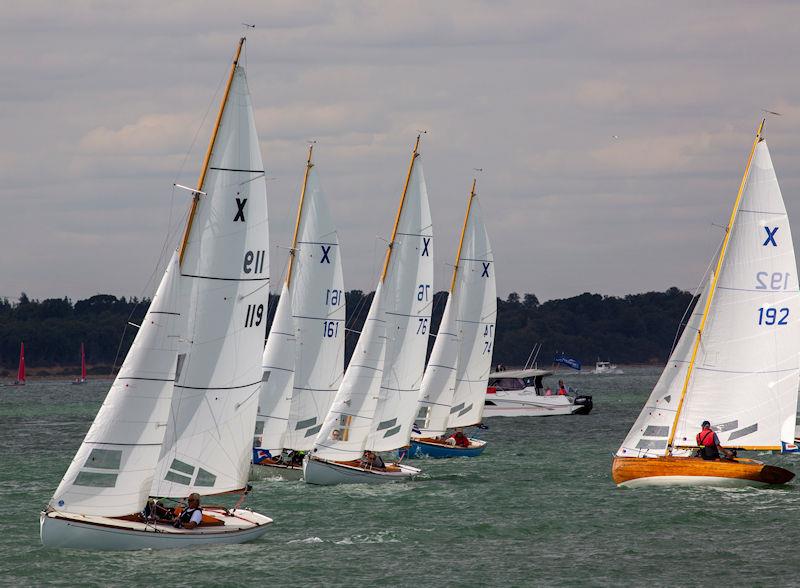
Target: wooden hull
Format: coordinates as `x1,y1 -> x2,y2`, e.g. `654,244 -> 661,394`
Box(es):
612,456 -> 794,488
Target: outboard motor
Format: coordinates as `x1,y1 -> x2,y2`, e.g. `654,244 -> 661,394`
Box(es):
573,395 -> 593,415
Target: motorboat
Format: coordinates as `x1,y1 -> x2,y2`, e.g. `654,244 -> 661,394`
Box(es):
484,368 -> 593,417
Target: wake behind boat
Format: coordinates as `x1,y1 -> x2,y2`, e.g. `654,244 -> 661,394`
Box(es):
484,368 -> 593,417
612,120 -> 797,488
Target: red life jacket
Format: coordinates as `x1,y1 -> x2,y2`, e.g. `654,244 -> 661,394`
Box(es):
696,429 -> 716,447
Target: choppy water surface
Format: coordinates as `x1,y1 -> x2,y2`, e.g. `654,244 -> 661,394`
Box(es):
2,367 -> 798,587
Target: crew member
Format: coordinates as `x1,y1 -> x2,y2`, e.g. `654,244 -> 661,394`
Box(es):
696,421 -> 733,460
174,493 -> 203,529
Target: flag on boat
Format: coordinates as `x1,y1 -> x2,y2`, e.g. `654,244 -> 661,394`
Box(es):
553,353 -> 581,371
252,448 -> 273,464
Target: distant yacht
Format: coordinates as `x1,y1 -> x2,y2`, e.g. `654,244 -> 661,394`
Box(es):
12,342 -> 25,386
71,343 -> 87,385
594,360 -> 623,374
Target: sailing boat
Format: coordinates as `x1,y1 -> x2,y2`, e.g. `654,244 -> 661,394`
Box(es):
252,146 -> 345,480
612,120 -> 798,487
71,343 -> 87,385
409,179 -> 497,458
13,342 -> 25,385
304,135 -> 432,485
41,38 -> 273,549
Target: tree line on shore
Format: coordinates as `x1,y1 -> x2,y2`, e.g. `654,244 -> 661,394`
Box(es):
0,287 -> 696,375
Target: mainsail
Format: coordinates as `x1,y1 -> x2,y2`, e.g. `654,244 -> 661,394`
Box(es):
283,158 -> 345,450
446,193 -> 497,429
153,60 -> 270,498
617,135 -> 800,457
367,141 -> 434,451
49,253 -> 183,516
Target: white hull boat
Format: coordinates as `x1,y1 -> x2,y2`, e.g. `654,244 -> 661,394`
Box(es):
249,461 -> 303,481
40,508 -> 272,550
303,456 -> 420,486
483,391 -> 590,417
485,369 -> 592,417
593,360 -> 622,374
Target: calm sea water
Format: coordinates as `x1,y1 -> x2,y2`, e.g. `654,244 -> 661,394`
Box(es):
1,366 -> 798,587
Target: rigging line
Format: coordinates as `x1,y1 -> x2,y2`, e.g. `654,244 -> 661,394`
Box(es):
666,235 -> 724,358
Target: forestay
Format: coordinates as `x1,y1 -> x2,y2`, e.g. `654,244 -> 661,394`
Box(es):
367,156 -> 434,452
153,65 -> 270,497
312,284 -> 387,461
284,165 -> 345,450
447,197 -> 497,428
254,282 -> 295,455
50,252 -> 184,516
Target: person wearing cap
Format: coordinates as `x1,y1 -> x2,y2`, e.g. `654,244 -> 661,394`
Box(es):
696,421 -> 733,460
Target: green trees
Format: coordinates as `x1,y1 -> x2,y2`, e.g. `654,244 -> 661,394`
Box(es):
0,287 -> 696,370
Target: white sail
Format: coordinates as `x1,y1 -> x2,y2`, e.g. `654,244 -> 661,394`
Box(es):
254,283 -> 295,455
312,284 -> 387,461
284,165 -> 346,450
447,198 -> 497,428
414,293 -> 459,436
616,276 -> 712,457
50,252 -> 183,516
618,139 -> 800,457
152,64 -> 270,498
673,141 -> 800,449
367,158 -> 434,451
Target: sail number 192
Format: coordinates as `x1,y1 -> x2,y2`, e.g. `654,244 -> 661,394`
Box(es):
757,307 -> 789,325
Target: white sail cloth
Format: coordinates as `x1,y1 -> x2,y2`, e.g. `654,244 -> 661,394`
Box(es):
50,252 -> 183,516
153,65 -> 270,497
284,166 -> 345,450
617,140 -> 800,457
367,159 -> 434,451
255,282 -> 295,455
415,294 -> 459,436
447,199 -> 497,428
312,284 -> 387,461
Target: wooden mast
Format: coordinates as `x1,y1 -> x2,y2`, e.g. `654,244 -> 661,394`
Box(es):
380,135 -> 421,283
449,179 -> 477,293
286,145 -> 314,287
665,118 -> 766,454
178,37 -> 246,266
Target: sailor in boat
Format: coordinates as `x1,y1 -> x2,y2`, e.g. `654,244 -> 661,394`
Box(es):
696,421 -> 734,461
360,451 -> 386,470
173,493 -> 203,530
445,429 -> 470,448
557,380 -> 568,395
141,499 -> 174,523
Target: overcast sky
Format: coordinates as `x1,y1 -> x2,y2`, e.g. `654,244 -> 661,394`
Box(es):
2,1 -> 800,304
